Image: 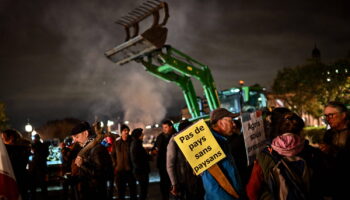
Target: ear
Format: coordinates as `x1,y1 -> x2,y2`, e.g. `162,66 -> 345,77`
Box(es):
340,112 -> 347,120
83,130 -> 89,137
216,119 -> 224,127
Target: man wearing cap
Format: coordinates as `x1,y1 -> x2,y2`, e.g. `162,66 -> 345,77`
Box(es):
70,121 -> 114,200
201,108 -> 243,200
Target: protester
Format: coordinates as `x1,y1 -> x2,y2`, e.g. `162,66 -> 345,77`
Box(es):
130,128 -> 150,200
70,121 -> 114,200
93,121 -> 115,198
246,110 -> 326,200
320,101 -> 350,199
166,119 -> 204,200
201,108 -> 243,200
1,129 -> 31,200
152,119 -> 175,200
114,124 -> 137,200
265,107 -> 293,142
321,101 -> 350,153
60,136 -> 82,199
29,134 -> 49,199
60,137 -> 74,174
0,137 -> 21,200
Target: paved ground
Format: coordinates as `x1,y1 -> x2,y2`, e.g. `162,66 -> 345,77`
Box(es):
34,159 -> 163,200
39,181 -> 162,200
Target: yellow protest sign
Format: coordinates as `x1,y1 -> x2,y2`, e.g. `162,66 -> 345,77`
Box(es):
174,119 -> 226,175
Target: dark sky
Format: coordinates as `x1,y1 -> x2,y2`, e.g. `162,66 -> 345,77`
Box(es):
1,0 -> 350,131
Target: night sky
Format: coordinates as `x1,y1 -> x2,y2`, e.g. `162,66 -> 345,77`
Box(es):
1,0 -> 350,131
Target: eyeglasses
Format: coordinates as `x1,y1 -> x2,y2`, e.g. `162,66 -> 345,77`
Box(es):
323,112 -> 339,119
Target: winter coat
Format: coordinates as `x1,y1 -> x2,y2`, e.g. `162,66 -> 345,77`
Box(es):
115,138 -> 133,172
201,130 -> 243,200
154,133 -> 172,170
322,126 -> 350,199
130,138 -> 150,175
246,135 -> 326,200
77,141 -> 113,200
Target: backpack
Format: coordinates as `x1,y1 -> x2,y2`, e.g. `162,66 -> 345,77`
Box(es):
263,147 -> 312,200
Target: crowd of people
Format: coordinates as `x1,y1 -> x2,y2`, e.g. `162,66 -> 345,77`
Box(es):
1,101 -> 349,200
1,129 -> 49,200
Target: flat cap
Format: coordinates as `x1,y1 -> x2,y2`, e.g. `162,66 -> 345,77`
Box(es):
70,121 -> 91,136
210,108 -> 239,125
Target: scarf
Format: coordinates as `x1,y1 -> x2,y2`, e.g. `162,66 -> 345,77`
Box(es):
271,133 -> 304,157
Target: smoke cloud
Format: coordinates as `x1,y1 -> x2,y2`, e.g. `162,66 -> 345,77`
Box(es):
1,0 -> 349,132
38,0 -> 180,126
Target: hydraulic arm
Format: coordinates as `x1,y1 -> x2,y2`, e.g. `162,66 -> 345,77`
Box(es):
141,56 -> 200,118
142,46 -> 220,111
105,0 -> 220,119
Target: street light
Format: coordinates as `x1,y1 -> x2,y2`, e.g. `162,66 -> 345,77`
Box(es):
25,122 -> 33,140
25,123 -> 33,132
239,80 -> 245,86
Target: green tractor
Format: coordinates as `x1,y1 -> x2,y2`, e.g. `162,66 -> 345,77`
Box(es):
105,0 -> 267,120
